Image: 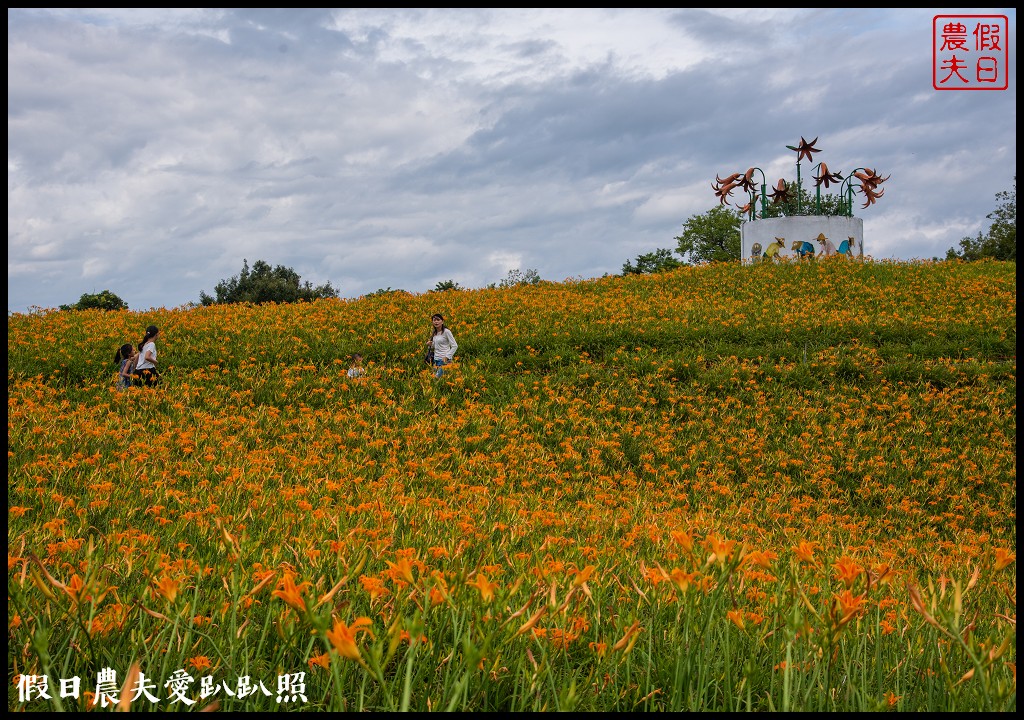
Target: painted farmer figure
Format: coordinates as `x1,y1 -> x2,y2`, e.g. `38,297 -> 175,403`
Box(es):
816,232 -> 838,256
791,240 -> 816,258
764,237 -> 786,261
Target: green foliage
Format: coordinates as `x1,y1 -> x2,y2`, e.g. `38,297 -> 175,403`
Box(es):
199,259 -> 339,305
622,248 -> 684,275
432,279 -> 465,292
759,182 -> 848,219
493,268 -> 542,289
945,178 -> 1016,262
59,290 -> 128,312
674,206 -> 742,264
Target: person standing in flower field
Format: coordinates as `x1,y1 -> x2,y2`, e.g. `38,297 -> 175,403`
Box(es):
347,353 -> 366,379
427,313 -> 458,378
134,324 -> 162,387
114,343 -> 137,391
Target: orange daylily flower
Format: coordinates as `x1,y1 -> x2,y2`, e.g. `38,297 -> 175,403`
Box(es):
272,573 -> 312,613
571,564 -> 596,588
308,653 -> 330,670
326,617 -> 373,662
726,609 -> 745,629
612,620 -> 642,652
706,534 -> 737,566
743,550 -> 778,569
359,575 -> 390,604
643,565 -> 670,586
793,541 -> 819,564
386,557 -> 416,585
187,655 -> 212,672
670,568 -> 699,593
834,590 -> 866,624
155,575 -> 180,604
994,548 -> 1015,571
467,573 -> 498,603
66,574 -> 87,605
670,530 -> 694,555
869,564 -> 895,587
833,556 -> 864,588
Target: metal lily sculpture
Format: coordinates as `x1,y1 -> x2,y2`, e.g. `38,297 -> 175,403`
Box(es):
846,168 -> 891,209
714,137 -> 889,220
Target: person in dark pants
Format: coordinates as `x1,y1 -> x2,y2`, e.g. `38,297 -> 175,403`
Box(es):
134,325 -> 162,387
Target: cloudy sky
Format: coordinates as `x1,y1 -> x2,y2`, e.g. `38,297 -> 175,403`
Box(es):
8,8 -> 1017,312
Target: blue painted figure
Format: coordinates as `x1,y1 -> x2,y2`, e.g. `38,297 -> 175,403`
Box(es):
791,240 -> 816,258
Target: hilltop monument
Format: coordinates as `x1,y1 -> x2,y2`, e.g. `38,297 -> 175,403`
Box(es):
712,137 -> 889,262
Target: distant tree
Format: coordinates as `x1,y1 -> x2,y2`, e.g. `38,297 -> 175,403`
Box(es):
432,279 -> 464,292
945,177 -> 1016,261
622,248 -> 684,275
60,290 -> 128,312
365,287 -> 408,297
674,206 -> 742,264
199,259 -> 339,305
495,268 -> 542,289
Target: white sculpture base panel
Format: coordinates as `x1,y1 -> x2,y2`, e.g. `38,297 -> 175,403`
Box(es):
741,216 -> 864,262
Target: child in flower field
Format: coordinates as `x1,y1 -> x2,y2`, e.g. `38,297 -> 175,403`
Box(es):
347,353 -> 366,379
134,325 -> 161,387
114,343 -> 137,391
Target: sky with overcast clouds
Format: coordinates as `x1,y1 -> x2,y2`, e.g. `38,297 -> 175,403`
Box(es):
8,8 -> 1017,313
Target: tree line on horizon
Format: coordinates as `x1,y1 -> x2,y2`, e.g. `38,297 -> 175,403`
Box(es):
59,179 -> 1015,311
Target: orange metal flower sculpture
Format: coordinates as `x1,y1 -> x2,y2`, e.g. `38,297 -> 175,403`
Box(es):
814,162 -> 843,189
851,168 -> 890,208
737,167 -> 759,194
712,172 -> 742,206
768,178 -> 791,205
786,136 -> 821,164
710,136 -> 888,217
737,192 -> 759,216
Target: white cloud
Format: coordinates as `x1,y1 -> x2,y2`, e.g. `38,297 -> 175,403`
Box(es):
6,8 -> 1017,311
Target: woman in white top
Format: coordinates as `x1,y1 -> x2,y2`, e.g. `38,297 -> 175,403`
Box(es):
427,313 -> 458,378
135,325 -> 161,387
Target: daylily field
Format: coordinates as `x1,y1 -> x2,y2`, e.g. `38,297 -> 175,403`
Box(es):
7,258 -> 1016,711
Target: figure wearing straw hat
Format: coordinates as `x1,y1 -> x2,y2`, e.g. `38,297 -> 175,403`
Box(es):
764,237 -> 786,261
816,232 -> 838,256
791,239 -> 816,258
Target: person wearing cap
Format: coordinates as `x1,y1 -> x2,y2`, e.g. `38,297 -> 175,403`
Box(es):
134,325 -> 162,387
